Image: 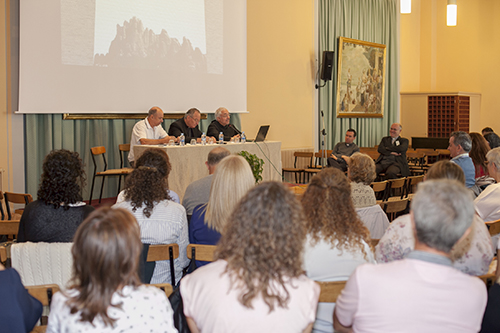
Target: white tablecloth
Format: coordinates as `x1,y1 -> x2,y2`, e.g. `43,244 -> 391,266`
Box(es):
134,141 -> 282,200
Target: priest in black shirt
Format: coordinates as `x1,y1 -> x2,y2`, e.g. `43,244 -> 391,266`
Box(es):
168,108 -> 204,143
207,107 -> 241,141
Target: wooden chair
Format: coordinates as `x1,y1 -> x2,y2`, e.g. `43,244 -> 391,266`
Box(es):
4,191 -> 33,220
149,283 -> 173,297
304,152 -> 327,182
382,198 -> 409,222
288,184 -> 308,196
146,244 -> 179,287
386,178 -> 407,202
417,149 -> 439,170
478,273 -> 496,288
405,175 -> 424,200
27,284 -> 60,326
316,281 -> 347,303
0,220 -> 20,241
282,152 -> 313,183
89,146 -> 134,205
118,143 -> 132,189
436,149 -> 451,161
0,245 -> 7,265
364,150 -> 380,160
187,244 -> 217,263
371,180 -> 388,203
486,219 -> 500,236
406,150 -> 425,175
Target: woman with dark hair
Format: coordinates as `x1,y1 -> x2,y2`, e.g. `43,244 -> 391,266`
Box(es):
17,149 -> 94,242
302,168 -> 374,333
181,182 -> 320,333
469,132 -> 490,178
113,148 -> 188,285
46,207 -> 176,332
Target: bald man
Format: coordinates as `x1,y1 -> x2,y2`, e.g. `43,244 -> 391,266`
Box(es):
374,123 -> 410,179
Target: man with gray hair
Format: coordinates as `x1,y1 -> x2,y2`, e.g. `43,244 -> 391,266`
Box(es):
448,131 -> 475,188
207,107 -> 241,141
334,179 -> 487,332
182,146 -> 231,221
168,108 -> 205,143
128,106 -> 177,164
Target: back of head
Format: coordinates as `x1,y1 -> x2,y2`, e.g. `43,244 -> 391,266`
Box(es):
69,207 -> 142,326
425,160 -> 465,184
207,147 -> 231,166
302,168 -> 370,254
125,148 -> 171,217
486,147 -> 500,170
484,132 -> 500,149
348,152 -> 376,185
148,106 -> 161,116
411,179 -> 474,253
38,149 -> 85,209
205,155 -> 254,232
469,132 -> 490,169
216,181 -> 306,311
450,131 -> 472,153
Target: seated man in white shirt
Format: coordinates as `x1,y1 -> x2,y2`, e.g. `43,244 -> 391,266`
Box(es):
128,106 -> 177,165
334,179 -> 487,333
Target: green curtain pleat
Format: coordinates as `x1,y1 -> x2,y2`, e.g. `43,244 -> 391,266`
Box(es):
25,113 -> 240,200
318,0 -> 398,148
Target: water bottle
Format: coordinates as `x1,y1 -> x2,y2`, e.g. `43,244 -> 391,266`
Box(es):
201,132 -> 207,145
219,132 -> 224,144
241,132 -> 246,143
180,133 -> 185,146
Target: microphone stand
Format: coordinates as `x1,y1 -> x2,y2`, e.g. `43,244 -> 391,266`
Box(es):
320,110 -> 327,167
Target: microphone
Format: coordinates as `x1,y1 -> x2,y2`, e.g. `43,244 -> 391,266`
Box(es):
230,124 -> 242,135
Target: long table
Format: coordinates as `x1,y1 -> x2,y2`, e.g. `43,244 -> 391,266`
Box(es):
134,141 -> 282,201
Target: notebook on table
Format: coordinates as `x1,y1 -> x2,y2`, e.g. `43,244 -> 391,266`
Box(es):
247,125 -> 270,142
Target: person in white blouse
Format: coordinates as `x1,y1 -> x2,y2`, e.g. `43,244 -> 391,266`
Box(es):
47,207 -> 177,333
475,147 -> 500,222
113,148 -> 189,285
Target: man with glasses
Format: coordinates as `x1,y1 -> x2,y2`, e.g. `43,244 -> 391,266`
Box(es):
207,107 -> 241,141
168,108 -> 204,143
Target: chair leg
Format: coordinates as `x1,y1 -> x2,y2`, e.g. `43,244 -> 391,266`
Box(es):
99,176 -> 106,204
89,175 -> 96,206
117,175 -> 123,196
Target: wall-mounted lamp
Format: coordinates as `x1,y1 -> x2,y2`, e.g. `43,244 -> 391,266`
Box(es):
401,0 -> 411,14
447,0 -> 457,26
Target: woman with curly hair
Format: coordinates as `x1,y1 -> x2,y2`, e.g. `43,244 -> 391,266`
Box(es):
189,155 -> 254,265
181,182 -> 320,333
347,152 -> 377,208
301,168 -> 375,333
469,132 -> 491,178
17,149 -> 94,242
47,207 -> 177,332
113,148 -> 188,285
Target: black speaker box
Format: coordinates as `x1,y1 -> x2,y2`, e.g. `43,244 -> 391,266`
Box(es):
320,51 -> 334,81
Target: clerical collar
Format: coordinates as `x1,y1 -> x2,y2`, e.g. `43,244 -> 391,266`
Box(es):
346,143 -> 351,147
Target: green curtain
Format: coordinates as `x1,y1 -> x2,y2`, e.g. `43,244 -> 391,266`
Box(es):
25,114 -> 241,200
318,0 -> 399,148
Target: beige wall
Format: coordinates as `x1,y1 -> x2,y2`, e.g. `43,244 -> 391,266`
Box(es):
0,0 -> 11,191
246,0 -> 315,149
401,0 -> 500,134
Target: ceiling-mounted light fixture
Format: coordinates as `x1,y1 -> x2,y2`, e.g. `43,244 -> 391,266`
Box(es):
401,0 -> 411,14
447,0 -> 457,26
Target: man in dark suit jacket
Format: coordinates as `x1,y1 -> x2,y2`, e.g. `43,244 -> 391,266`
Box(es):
375,123 -> 410,179
168,108 -> 204,143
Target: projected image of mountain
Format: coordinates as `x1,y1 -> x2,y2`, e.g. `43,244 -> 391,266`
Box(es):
94,17 -> 207,72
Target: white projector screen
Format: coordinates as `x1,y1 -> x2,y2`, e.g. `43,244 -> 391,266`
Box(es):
18,0 -> 246,114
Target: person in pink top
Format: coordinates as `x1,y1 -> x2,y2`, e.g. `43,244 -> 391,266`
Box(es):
334,179 -> 487,333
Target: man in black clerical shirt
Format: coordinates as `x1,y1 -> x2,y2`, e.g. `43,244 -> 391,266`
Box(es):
327,129 -> 360,172
207,107 -> 241,141
168,108 -> 204,143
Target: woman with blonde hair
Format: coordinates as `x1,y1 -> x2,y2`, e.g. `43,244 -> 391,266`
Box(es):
182,182 -> 320,333
347,152 -> 377,208
302,168 -> 375,333
47,207 -> 176,332
189,155 -> 254,263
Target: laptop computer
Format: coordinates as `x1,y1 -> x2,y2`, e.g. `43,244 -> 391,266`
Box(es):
247,125 -> 270,142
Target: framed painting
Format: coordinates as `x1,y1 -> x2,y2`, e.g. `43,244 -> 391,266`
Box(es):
336,37 -> 386,118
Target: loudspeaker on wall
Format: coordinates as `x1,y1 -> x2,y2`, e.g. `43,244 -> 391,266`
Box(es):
320,51 -> 334,81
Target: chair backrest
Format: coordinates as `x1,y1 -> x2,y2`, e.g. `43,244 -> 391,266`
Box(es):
146,243 -> 179,287
289,184 -> 308,196
149,283 -> 173,297
0,245 -> 6,263
0,191 -> 5,220
119,144 -> 131,168
0,221 -> 20,236
388,178 -> 407,199
316,281 -> 347,303
382,199 -> 409,222
486,219 -> 500,236
26,284 -> 60,307
4,192 -> 33,220
90,146 -> 108,172
187,244 -> 217,262
405,175 -> 424,196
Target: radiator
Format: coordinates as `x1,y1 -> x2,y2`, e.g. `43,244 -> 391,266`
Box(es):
281,148 -> 314,182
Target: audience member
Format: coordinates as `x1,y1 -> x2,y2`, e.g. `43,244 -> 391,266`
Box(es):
482,127 -> 494,136
335,179 -> 487,332
375,123 -> 410,179
347,152 -> 377,208
475,147 -> 500,222
326,129 -> 360,172
17,149 -> 94,243
448,131 -> 475,188
484,132 -> 500,149
113,148 -> 189,284
469,132 -> 490,178
481,238 -> 500,333
189,155 -> 254,266
128,106 -> 176,164
0,263 -> 42,332
46,208 -> 176,332
376,161 -> 493,276
168,108 -> 204,143
207,107 -> 241,141
181,182 -> 320,333
302,168 -> 374,333
182,147 -> 230,218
